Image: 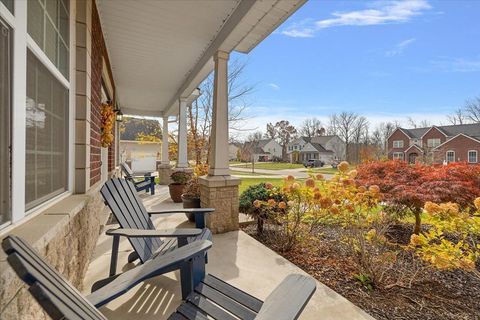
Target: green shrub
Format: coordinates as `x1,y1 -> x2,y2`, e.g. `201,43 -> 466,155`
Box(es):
239,183 -> 287,234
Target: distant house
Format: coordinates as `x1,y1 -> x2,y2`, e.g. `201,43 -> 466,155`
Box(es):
228,143 -> 241,161
241,139 -> 282,162
386,123 -> 480,164
286,135 -> 346,163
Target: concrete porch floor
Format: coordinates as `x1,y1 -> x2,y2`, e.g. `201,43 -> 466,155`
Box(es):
83,185 -> 374,319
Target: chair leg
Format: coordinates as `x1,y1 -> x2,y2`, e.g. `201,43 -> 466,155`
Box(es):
109,235 -> 120,277
180,253 -> 206,300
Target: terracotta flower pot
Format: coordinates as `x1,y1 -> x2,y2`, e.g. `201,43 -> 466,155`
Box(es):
168,183 -> 185,203
181,194 -> 201,222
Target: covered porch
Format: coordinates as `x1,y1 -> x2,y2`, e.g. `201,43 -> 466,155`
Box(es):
82,186 -> 373,320
97,0 -> 310,233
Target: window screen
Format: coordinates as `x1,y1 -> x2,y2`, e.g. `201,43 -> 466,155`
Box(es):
25,50 -> 69,210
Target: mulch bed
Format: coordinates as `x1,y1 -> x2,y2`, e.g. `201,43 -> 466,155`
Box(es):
242,223 -> 480,320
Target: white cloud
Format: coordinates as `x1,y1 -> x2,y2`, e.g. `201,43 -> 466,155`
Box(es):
268,83 -> 281,90
430,56 -> 480,73
385,38 -> 416,56
281,0 -> 431,38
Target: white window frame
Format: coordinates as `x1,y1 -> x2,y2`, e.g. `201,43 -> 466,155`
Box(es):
468,150 -> 478,163
446,150 -> 455,163
393,152 -> 404,160
393,140 -> 404,148
1,0 -> 75,229
427,138 -> 441,148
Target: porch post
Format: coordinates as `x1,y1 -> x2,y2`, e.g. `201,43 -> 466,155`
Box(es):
161,116 -> 169,165
199,50 -> 240,234
177,98 -> 188,169
157,116 -> 172,185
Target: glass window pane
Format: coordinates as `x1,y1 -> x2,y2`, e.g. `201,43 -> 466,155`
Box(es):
28,0 -> 69,79
0,18 -> 11,226
45,18 -> 57,64
25,50 -> 68,210
59,4 -> 69,43
0,0 -> 14,14
45,0 -> 58,27
27,0 -> 44,49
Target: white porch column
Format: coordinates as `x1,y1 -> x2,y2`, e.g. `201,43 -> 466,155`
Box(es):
161,116 -> 169,165
158,116 -> 172,185
199,50 -> 240,234
177,98 -> 188,168
208,51 -> 230,175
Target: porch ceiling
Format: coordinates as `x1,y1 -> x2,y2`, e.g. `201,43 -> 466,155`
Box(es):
96,0 -> 305,117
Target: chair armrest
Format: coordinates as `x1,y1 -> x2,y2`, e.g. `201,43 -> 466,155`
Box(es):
148,208 -> 215,216
86,240 -> 212,307
255,274 -> 316,320
105,228 -> 202,238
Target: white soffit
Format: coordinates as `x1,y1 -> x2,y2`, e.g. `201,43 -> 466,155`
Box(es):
96,0 -> 305,117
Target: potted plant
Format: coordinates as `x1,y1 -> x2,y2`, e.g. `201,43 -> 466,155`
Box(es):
181,176 -> 201,221
168,171 -> 191,203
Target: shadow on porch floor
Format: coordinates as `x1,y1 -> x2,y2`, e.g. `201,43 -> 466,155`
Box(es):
83,185 -> 373,319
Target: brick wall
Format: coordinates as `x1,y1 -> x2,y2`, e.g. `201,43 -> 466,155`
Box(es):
90,1 -> 115,185
433,135 -> 480,163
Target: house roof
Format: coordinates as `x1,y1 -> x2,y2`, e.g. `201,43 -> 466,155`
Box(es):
400,123 -> 480,140
257,139 -> 273,148
301,143 -> 333,153
309,135 -> 338,145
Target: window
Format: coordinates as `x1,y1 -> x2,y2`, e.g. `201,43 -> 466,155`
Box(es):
393,140 -> 404,148
0,0 -> 14,14
27,0 -> 69,78
468,150 -> 478,163
393,152 -> 404,160
446,151 -> 455,163
427,138 -> 441,148
0,17 -> 11,226
25,50 -> 69,210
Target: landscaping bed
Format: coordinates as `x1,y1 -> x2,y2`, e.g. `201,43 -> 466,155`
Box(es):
242,222 -> 480,320
238,160 -> 480,320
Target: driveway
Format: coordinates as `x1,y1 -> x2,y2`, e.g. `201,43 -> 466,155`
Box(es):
230,166 -> 333,180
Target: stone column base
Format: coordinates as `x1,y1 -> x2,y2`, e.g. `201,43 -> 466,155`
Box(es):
157,164 -> 172,185
199,175 -> 241,234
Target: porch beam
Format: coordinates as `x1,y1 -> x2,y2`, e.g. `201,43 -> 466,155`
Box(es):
164,0 -> 256,116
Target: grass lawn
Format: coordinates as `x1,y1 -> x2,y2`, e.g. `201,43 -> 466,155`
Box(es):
306,167 -> 339,175
231,162 -> 304,170
230,170 -> 275,177
238,177 -> 285,194
238,177 -> 307,194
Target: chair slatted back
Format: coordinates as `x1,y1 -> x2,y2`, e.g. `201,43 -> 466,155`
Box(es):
2,236 -> 106,320
101,178 -> 163,263
120,162 -> 134,178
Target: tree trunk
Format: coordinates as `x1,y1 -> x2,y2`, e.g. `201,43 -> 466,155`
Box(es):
413,209 -> 421,235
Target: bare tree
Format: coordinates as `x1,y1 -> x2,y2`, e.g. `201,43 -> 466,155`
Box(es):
265,123 -> 277,140
299,117 -> 325,138
406,117 -> 431,128
329,112 -> 359,162
371,121 -> 398,159
447,108 -> 467,125
463,96 -> 480,123
267,121 -> 297,160
190,58 -> 256,164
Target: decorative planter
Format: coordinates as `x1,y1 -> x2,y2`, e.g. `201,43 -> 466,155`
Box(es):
168,184 -> 185,203
181,194 -> 201,222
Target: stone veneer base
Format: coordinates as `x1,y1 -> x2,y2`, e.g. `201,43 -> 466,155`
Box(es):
0,183 -> 109,320
157,164 -> 173,185
199,175 -> 241,234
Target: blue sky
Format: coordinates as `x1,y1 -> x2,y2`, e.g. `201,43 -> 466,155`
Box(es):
232,0 -> 480,134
